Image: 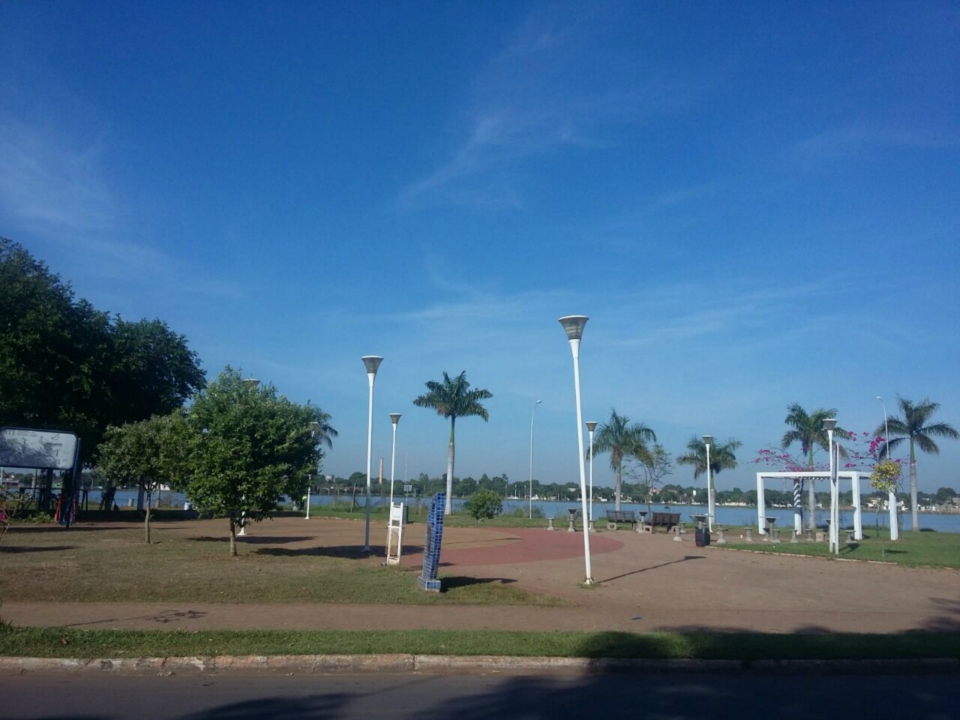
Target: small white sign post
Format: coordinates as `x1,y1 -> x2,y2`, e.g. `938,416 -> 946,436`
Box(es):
386,501 -> 405,566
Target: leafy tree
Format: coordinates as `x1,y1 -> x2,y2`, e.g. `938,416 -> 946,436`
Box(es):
589,409 -> 656,511
465,489 -> 503,523
625,443 -> 672,515
876,397 -> 959,531
781,403 -> 851,530
184,368 -> 333,556
456,477 -> 478,497
97,412 -> 192,543
0,239 -> 205,464
413,371 -> 492,515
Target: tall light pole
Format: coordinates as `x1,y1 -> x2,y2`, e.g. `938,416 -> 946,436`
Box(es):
389,413 -> 401,507
307,420 -> 326,520
528,400 -> 542,519
361,356 -> 383,553
823,418 -> 837,554
877,396 -> 899,541
239,378 -> 260,537
559,315 -> 593,585
702,434 -> 714,532
586,421 -> 597,526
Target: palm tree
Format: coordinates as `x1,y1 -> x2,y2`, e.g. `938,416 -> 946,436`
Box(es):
677,436 -> 741,479
590,409 -> 656,511
781,403 -> 851,530
876,397 -> 958,531
413,371 -> 493,515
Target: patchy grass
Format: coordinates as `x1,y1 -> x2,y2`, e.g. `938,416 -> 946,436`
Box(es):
719,528 -> 960,569
1,626 -> 958,660
0,524 -> 562,606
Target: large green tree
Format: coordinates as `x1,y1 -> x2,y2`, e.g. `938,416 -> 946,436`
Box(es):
589,409 -> 656,511
413,371 -> 492,515
184,368 -> 334,555
0,239 -> 205,463
781,403 -> 850,530
97,412 -> 192,543
876,397 -> 958,531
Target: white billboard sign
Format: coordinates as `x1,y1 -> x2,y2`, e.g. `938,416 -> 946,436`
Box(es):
0,428 -> 79,470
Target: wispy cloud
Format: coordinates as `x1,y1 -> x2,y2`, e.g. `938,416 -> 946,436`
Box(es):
397,6 -> 702,209
784,124 -> 960,170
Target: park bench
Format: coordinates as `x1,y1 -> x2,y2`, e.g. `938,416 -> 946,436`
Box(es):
642,511 -> 680,534
605,509 -> 638,530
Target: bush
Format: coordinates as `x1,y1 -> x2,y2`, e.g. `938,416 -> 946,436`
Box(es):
466,490 -> 503,523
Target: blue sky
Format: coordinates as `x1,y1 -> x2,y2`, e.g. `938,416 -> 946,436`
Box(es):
2,2 -> 959,493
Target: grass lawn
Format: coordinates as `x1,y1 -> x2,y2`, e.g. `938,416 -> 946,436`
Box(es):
718,528 -> 960,569
1,626 -> 959,660
0,523 -> 563,606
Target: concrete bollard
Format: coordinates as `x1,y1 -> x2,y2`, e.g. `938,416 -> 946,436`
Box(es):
715,527 -> 727,545
790,529 -> 799,544
743,527 -> 754,542
547,518 -> 555,531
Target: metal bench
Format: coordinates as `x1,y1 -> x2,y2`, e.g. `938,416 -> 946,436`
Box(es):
605,510 -> 638,530
643,511 -> 680,534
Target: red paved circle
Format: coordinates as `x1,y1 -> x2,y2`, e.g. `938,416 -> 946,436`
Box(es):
401,528 -> 624,567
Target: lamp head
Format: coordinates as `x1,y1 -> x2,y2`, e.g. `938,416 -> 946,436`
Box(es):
390,413 -> 401,426
823,418 -> 837,432
702,434 -> 713,446
558,315 -> 589,341
586,421 -> 598,432
308,421 -> 322,434
361,356 -> 383,375
242,378 -> 260,389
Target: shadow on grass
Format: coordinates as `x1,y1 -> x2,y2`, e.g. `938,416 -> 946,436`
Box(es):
440,576 -> 517,592
191,536 -> 313,545
0,545 -> 76,553
254,544 -> 425,559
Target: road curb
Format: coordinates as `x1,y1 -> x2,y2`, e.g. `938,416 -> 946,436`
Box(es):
1,655 -> 958,675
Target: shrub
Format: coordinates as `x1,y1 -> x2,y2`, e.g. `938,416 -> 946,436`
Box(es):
466,490 -> 503,523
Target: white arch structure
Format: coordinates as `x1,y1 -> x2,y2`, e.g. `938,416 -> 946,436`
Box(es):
755,471 -> 875,541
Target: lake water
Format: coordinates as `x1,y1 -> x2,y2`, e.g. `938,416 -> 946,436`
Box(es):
79,489 -> 960,534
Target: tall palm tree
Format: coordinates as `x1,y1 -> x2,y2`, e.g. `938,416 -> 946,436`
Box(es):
413,371 -> 492,515
677,436 -> 741,479
781,403 -> 851,530
590,409 -> 656,511
876,397 -> 958,531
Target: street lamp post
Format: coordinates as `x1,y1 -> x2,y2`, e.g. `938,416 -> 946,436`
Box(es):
586,421 -> 597,527
529,400 -> 542,519
361,356 -> 383,554
877,396 -> 899,541
307,420 -> 326,521
824,418 -> 837,554
703,435 -> 714,533
239,378 -> 260,537
389,413 -> 401,507
559,315 -> 593,585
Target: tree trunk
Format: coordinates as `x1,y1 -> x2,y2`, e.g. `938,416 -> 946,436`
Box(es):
144,490 -> 152,544
615,466 -> 622,511
910,440 -> 918,531
229,516 -> 237,557
445,418 -> 456,515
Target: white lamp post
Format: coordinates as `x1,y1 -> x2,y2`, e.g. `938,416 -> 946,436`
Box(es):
877,396 -> 899,541
586,421 -> 597,527
823,418 -> 837,554
703,434 -> 714,533
529,400 -> 542,519
361,356 -> 383,553
559,315 -> 593,585
307,421 -> 326,520
389,413 -> 401,507
239,378 -> 260,536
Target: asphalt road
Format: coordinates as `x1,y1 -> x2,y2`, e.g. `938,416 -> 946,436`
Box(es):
1,672 -> 957,720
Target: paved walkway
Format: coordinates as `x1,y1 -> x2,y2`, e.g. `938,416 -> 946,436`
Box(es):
3,518 -> 959,634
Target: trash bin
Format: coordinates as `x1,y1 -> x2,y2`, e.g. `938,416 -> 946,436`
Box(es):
695,527 -> 711,547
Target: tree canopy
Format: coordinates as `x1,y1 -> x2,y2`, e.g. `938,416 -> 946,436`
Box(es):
0,239 -> 205,463
590,409 -> 656,511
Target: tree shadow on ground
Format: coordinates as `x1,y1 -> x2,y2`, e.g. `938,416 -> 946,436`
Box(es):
440,576 -> 517,592
253,544 -> 421,559
0,545 -> 76,553
597,555 -> 705,584
3,525 -> 127,534
927,597 -> 960,631
191,536 -> 312,545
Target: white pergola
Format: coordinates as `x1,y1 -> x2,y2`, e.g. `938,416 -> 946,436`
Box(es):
755,471 -> 867,540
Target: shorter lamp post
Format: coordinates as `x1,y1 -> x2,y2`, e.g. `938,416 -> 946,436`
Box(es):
307,420 -> 325,521
361,356 -> 383,554
703,434 -> 714,532
823,418 -> 838,554
586,421 -> 597,527
877,396 -> 899,541
529,399 -> 542,519
389,413 -> 401,507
